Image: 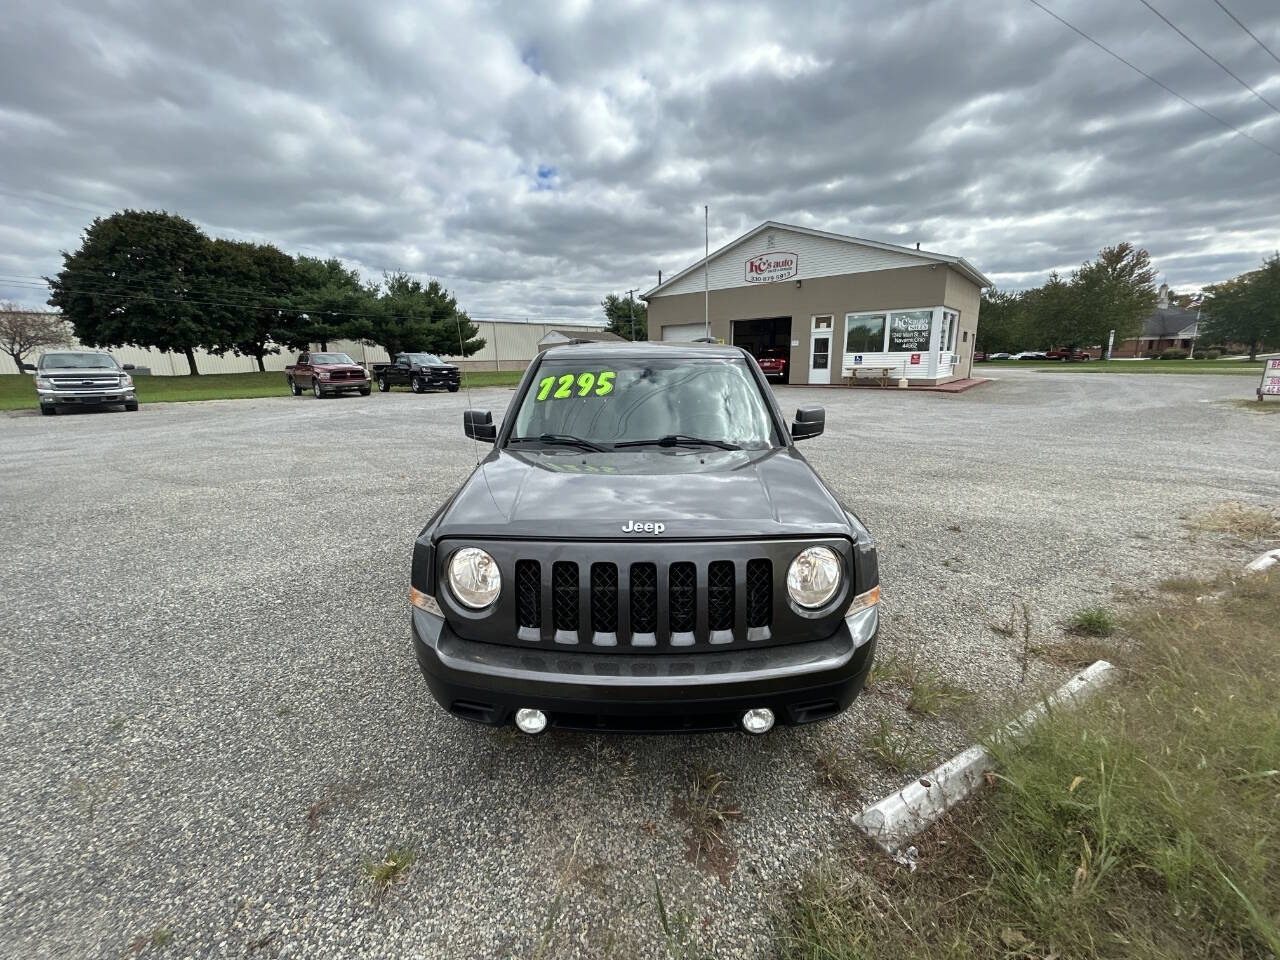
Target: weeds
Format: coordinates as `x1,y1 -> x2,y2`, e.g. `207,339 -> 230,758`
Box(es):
866,651 -> 973,716
654,874 -> 713,960
673,767 -> 742,882
362,847 -> 415,900
778,569 -> 1280,960
905,665 -> 974,715
863,716 -> 927,773
815,744 -> 863,807
127,928 -> 173,955
1184,500 -> 1280,541
1067,605 -> 1116,637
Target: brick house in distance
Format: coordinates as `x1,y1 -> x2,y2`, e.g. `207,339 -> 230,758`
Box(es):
1110,284 -> 1201,357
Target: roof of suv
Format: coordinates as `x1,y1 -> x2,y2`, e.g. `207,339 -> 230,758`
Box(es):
541,340 -> 744,360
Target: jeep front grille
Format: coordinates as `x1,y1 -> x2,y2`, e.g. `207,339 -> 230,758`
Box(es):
508,556 -> 774,650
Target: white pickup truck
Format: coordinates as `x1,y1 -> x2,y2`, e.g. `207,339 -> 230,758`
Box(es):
28,350 -> 138,415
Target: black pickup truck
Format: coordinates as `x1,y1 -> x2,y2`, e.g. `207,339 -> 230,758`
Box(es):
408,341 -> 880,735
371,353 -> 461,393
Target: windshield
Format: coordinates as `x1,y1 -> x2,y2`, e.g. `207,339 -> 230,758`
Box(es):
510,357 -> 777,450
405,353 -> 444,365
40,352 -> 118,370
311,353 -> 356,364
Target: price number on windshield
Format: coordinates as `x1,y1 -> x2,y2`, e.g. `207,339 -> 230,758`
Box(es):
535,370 -> 616,401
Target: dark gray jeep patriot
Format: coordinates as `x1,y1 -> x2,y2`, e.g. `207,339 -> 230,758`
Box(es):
410,341 -> 879,734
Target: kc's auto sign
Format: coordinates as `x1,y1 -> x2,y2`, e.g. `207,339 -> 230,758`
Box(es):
745,251 -> 799,284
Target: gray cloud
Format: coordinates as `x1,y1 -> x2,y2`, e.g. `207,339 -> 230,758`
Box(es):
2,0 -> 1278,319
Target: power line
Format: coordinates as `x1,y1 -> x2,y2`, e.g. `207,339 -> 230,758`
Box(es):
1213,0 -> 1280,68
1025,0 -> 1280,160
1137,0 -> 1280,117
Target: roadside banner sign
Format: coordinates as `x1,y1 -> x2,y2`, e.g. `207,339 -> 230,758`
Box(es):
1260,358 -> 1280,400
1105,329 -> 1115,361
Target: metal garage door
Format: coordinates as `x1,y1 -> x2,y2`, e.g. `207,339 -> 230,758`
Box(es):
661,322 -> 705,341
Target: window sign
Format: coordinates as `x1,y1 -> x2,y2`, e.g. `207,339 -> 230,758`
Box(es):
887,310 -> 933,352
845,313 -> 886,354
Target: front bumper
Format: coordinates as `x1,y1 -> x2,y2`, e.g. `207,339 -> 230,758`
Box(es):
411,605 -> 878,732
318,378 -> 370,391
39,389 -> 135,406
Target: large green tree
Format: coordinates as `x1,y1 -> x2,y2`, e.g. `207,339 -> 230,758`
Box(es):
206,240 -> 304,370
1069,242 -> 1158,352
1201,254 -> 1280,361
601,292 -> 647,341
975,288 -> 1029,353
1022,271 -> 1076,350
288,256 -> 377,350
47,210 -> 220,374
367,272 -> 484,359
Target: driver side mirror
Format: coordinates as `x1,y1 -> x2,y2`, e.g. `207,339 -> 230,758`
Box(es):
463,409 -> 496,442
22,363 -> 36,372
791,405 -> 825,441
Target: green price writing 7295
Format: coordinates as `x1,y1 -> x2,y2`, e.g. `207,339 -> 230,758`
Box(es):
535,370 -> 615,401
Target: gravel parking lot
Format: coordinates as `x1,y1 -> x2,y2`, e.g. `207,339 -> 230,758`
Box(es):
2,368 -> 1276,959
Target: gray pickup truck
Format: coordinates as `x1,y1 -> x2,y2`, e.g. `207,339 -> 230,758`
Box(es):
28,350 -> 138,415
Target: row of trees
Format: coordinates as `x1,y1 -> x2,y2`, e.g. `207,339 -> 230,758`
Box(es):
46,211 -> 484,374
1199,254 -> 1280,360
979,244 -> 1280,360
977,243 -> 1159,355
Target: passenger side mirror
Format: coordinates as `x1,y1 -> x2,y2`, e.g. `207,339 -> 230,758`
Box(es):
463,409 -> 496,442
791,405 -> 825,441
122,363 -> 135,371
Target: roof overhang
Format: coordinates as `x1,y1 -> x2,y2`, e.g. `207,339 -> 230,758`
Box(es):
642,220 -> 991,299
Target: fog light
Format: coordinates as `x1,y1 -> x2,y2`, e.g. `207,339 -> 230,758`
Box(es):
741,707 -> 775,734
515,708 -> 547,735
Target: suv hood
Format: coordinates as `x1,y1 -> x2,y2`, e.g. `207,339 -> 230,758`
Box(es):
435,447 -> 851,541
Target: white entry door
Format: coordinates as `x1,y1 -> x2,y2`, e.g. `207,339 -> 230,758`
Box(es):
809,314 -> 834,384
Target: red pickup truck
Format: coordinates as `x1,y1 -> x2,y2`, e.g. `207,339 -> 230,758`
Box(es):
756,347 -> 789,381
284,351 -> 372,398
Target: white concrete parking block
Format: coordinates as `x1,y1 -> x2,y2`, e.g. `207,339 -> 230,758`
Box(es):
853,660 -> 1117,853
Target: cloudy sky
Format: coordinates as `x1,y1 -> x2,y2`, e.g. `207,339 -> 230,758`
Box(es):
2,0 -> 1278,321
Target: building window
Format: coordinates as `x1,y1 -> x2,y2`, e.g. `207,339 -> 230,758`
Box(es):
940,310 -> 959,354
845,313 -> 887,353
887,310 -> 933,352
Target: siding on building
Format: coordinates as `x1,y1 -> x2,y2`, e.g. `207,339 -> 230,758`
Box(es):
647,263 -> 983,385
657,228 -> 932,298
4,320 -> 609,375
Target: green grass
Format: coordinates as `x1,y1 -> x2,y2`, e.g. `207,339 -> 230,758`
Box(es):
982,358 -> 1265,375
0,367 -> 525,410
1067,605 -> 1116,637
778,569 -> 1280,960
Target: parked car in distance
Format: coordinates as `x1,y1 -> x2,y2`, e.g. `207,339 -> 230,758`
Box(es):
1044,349 -> 1092,361
371,353 -> 462,393
28,350 -> 138,415
284,352 -> 371,398
755,346 -> 789,380
409,341 -> 880,736
1012,351 -> 1048,360
986,352 -> 1012,360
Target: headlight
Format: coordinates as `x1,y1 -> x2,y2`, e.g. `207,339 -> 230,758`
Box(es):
786,546 -> 842,608
35,377 -> 53,390
119,373 -> 133,387
318,371 -> 331,380
448,547 -> 501,608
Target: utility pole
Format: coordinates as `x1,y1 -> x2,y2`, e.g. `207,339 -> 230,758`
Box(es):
625,288 -> 636,341
703,205 -> 710,339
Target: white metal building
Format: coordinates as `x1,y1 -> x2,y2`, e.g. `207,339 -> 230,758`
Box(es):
2,318 -> 610,375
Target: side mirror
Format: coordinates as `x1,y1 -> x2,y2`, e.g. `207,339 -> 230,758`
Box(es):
463,409 -> 496,443
122,363 -> 135,371
22,363 -> 37,372
791,405 -> 825,441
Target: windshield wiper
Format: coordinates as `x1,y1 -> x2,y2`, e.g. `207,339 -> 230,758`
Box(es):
613,434 -> 741,451
509,433 -> 607,452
